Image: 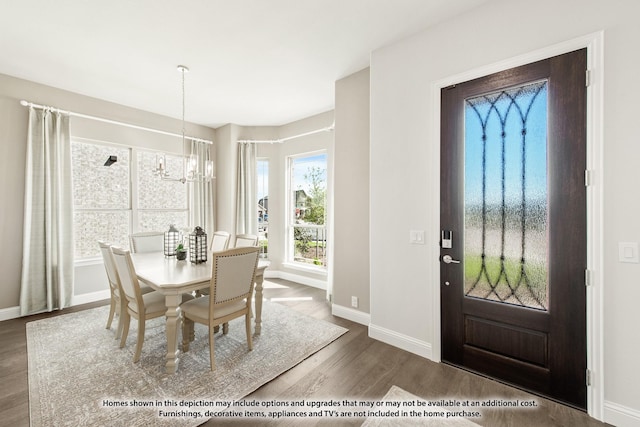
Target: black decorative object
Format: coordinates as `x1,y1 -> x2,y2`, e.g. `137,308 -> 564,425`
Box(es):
104,155 -> 117,166
164,225 -> 182,257
189,226 -> 207,263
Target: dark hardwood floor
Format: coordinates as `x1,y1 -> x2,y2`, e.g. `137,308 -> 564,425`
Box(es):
0,279 -> 607,427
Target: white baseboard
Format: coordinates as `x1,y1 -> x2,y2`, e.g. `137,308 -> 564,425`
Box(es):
0,290 -> 110,322
0,306 -> 21,322
71,289 -> 110,307
604,400 -> 640,427
369,323 -> 433,360
264,269 -> 327,290
331,303 -> 370,326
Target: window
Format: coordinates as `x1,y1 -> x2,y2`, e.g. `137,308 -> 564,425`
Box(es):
287,151 -> 327,268
257,159 -> 269,258
72,139 -> 188,259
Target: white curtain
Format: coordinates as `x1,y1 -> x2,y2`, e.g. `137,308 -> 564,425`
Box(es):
20,107 -> 74,316
189,141 -> 215,235
236,142 -> 257,235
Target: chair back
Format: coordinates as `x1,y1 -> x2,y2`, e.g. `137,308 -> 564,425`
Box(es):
111,246 -> 144,307
210,231 -> 231,252
129,231 -> 164,253
98,241 -> 120,295
210,247 -> 260,307
233,234 -> 258,248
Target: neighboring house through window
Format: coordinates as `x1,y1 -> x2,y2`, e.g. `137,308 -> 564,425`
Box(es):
257,158 -> 269,257
287,151 -> 327,268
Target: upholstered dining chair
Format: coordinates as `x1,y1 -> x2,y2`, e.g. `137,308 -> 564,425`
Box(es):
98,241 -> 126,340
110,246 -> 169,363
180,246 -> 260,371
210,230 -> 231,252
129,231 -> 164,253
232,233 -> 259,248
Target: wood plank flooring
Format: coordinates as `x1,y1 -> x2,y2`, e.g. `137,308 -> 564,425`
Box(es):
0,279 -> 608,427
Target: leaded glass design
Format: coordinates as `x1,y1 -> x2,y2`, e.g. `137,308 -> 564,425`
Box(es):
464,81 -> 548,310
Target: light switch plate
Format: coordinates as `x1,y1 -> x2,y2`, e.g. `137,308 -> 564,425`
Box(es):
410,230 -> 425,245
618,242 -> 639,263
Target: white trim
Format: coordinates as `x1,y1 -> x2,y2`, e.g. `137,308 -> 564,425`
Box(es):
430,31 -> 605,419
0,306 -> 21,322
281,261 -> 327,277
71,289 -> 111,307
604,401 -> 640,427
331,304 -> 370,326
264,269 -> 327,290
369,323 -> 433,360
0,289 -> 111,322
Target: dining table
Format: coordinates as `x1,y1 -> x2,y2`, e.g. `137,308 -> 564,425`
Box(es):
130,252 -> 269,374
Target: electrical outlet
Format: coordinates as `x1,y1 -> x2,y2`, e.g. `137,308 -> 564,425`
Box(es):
351,296 -> 358,308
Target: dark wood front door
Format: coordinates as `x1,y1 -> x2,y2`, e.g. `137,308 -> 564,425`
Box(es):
440,49 -> 587,409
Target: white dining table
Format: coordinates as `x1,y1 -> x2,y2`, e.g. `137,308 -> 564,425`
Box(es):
130,252 -> 269,374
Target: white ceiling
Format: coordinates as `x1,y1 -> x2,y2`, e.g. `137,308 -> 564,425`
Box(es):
0,0 -> 487,128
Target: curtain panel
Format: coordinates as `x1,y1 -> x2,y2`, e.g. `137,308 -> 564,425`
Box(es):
236,142 -> 257,235
189,141 -> 215,235
20,107 -> 74,316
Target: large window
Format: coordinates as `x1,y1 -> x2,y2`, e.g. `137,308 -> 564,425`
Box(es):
287,151 -> 327,268
72,139 -> 188,259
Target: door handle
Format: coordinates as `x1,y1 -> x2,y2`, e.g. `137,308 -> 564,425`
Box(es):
442,254 -> 461,264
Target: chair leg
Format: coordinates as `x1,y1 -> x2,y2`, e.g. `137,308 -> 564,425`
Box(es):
182,317 -> 192,352
115,297 -> 126,340
119,312 -> 131,349
209,326 -> 216,371
106,295 -> 116,330
222,322 -> 229,335
245,314 -> 253,351
133,317 -> 145,363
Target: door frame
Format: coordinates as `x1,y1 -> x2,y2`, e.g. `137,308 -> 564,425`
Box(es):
428,32 -> 604,420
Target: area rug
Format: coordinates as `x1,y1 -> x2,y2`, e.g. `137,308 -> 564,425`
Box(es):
361,386 -> 481,427
27,301 -> 347,427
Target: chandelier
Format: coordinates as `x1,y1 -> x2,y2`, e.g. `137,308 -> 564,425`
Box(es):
155,65 -> 214,183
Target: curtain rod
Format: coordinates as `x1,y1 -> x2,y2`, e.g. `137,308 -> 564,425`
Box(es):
19,100 -> 213,145
237,123 -> 334,144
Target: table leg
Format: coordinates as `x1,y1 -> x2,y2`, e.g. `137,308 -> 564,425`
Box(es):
164,294 -> 182,374
254,272 -> 264,335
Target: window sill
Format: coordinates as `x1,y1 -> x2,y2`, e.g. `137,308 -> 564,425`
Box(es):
74,257 -> 102,267
282,262 -> 327,276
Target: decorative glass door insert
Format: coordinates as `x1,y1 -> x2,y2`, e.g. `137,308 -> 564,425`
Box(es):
464,81 -> 548,310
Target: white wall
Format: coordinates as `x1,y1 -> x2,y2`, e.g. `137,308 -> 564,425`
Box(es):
333,68 -> 371,315
370,0 -> 640,425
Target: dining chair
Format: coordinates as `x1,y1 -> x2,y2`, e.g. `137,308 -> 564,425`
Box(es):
129,231 -> 164,253
98,241 -> 126,340
180,246 -> 260,371
232,233 -> 258,248
110,246 -> 169,362
210,230 -> 231,252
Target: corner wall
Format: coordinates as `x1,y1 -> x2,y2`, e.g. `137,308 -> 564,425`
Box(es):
332,68 -> 371,321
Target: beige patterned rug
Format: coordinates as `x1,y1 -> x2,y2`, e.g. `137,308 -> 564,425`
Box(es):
361,386 -> 481,427
27,300 -> 347,427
